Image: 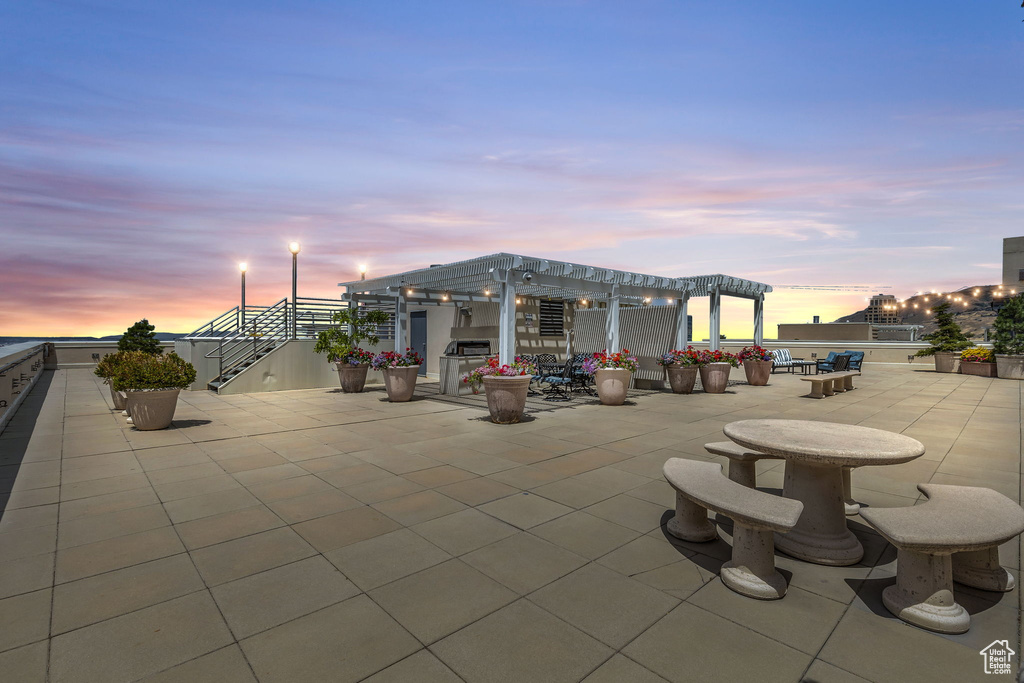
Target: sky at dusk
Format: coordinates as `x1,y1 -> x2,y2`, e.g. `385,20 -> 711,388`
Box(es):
1,1 -> 1021,340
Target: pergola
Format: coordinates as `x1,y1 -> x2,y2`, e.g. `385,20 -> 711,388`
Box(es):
339,253 -> 772,364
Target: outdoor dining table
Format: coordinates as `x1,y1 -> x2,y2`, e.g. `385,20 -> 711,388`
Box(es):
723,419 -> 925,566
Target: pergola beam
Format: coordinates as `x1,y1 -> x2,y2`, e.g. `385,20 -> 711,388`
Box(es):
490,269 -> 693,302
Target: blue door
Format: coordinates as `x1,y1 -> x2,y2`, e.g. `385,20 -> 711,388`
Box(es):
411,311 -> 427,376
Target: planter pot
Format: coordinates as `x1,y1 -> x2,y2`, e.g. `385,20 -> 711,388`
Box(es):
109,383 -> 127,411
336,363 -> 369,393
699,363 -> 732,394
933,352 -> 960,374
381,366 -> 420,402
960,362 -> 997,378
742,359 -> 773,386
995,355 -> 1024,380
594,368 -> 632,406
482,375 -> 531,424
666,365 -> 698,394
125,389 -> 181,430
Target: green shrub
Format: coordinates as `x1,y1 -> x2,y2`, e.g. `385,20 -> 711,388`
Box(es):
117,319 -> 163,355
915,301 -> 973,357
314,308 -> 391,364
110,351 -> 196,391
94,351 -> 130,382
993,294 -> 1024,356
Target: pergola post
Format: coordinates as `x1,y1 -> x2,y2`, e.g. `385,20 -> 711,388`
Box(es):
753,293 -> 764,346
498,270 -> 516,364
709,285 -> 721,351
674,294 -> 689,349
606,286 -> 621,353
394,292 -> 408,353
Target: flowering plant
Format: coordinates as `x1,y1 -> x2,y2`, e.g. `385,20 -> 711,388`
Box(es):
370,348 -> 424,370
462,356 -> 537,388
737,345 -> 772,363
960,348 -> 994,363
582,350 -> 639,374
658,347 -> 701,367
332,348 -> 375,366
697,349 -> 740,367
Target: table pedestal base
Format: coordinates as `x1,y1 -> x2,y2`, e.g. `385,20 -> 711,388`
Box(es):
776,461 -> 863,566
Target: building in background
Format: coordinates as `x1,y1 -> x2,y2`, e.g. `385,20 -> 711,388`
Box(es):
778,322 -> 922,341
864,294 -> 901,324
1003,236 -> 1024,287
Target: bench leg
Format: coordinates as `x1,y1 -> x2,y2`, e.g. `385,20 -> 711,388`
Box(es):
821,379 -> 835,397
883,548 -> 969,634
808,381 -> 825,399
667,491 -> 717,542
721,524 -> 788,600
832,378 -> 846,393
843,375 -> 855,390
728,460 -> 757,488
842,467 -> 860,515
953,547 -> 1015,592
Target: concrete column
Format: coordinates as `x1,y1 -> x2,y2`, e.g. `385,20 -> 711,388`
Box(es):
498,272 -> 517,364
753,293 -> 764,346
394,294 -> 408,353
605,287 -> 621,353
709,285 -> 721,351
674,294 -> 689,349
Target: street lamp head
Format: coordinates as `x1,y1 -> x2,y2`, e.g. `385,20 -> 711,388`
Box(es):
288,241 -> 301,255
239,262 -> 248,273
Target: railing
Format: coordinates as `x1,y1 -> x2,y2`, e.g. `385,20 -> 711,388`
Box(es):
187,306 -> 241,338
206,299 -> 290,382
0,343 -> 46,434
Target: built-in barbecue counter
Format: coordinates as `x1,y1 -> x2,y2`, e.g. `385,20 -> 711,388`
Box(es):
438,340 -> 491,395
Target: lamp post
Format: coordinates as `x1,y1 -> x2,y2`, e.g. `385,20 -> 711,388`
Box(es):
238,262 -> 248,329
359,264 -> 367,281
289,242 -> 300,339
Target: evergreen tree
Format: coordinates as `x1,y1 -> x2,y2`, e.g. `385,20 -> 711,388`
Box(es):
993,294 -> 1024,356
915,301 -> 973,357
117,319 -> 163,354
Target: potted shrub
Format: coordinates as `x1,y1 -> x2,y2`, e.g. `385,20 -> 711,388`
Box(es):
371,349 -> 424,402
110,351 -> 197,430
94,351 -> 131,410
658,347 -> 701,394
738,345 -> 773,386
583,350 -> 639,406
314,308 -> 390,393
959,348 -> 997,378
914,301 -> 973,372
117,319 -> 164,354
697,349 -> 739,394
463,356 -> 537,424
993,294 -> 1024,379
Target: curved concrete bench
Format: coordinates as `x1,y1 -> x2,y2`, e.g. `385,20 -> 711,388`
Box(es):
859,483 -> 1024,634
703,441 -> 781,489
663,458 -> 803,600
801,371 -> 860,399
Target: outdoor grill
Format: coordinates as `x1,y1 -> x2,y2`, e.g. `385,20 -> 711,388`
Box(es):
444,340 -> 491,357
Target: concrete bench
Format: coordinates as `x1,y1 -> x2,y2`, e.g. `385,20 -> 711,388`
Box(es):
859,483 -> 1024,634
703,441 -> 781,489
663,458 -> 803,600
801,371 -> 860,399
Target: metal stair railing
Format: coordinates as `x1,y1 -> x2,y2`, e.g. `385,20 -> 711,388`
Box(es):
186,306 -> 241,338
206,298 -> 289,383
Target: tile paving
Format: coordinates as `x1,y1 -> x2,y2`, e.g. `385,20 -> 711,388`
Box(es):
0,364 -> 1019,681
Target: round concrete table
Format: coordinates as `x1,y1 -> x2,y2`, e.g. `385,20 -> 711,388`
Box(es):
723,419 -> 925,566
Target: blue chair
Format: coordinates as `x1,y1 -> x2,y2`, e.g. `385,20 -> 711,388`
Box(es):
843,351 -> 864,371
541,360 -> 574,401
816,352 -> 852,374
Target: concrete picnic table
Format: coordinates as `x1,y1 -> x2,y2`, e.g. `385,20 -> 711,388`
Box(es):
723,419 -> 925,566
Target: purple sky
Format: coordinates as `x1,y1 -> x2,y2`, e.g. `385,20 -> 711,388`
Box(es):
1,1 -> 1020,338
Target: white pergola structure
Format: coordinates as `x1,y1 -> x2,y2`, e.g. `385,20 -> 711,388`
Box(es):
339,253 -> 772,364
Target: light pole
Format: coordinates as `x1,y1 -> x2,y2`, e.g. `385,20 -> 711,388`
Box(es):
289,242 -> 300,339
238,262 -> 247,329
359,264 -> 367,281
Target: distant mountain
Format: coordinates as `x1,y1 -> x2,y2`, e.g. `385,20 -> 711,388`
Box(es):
835,285 -> 1000,339
0,333 -> 187,348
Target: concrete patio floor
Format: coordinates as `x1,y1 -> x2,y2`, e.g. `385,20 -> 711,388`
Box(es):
0,364 -> 1019,682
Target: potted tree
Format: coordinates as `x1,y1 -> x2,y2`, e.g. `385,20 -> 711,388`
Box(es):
738,345 -> 773,386
110,351 -> 197,430
314,308 -> 391,393
94,351 -> 131,410
463,356 -> 537,424
118,319 -> 164,354
993,294 -> 1024,379
914,301 -> 973,372
583,350 -> 639,406
959,348 -> 997,378
370,349 -> 424,402
658,347 -> 701,394
697,349 -> 739,394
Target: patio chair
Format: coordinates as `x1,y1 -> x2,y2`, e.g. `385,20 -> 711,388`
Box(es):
816,352 -> 848,374
842,350 -> 864,371
571,353 -> 595,395
541,359 -> 574,401
518,354 -> 541,396
771,349 -> 801,373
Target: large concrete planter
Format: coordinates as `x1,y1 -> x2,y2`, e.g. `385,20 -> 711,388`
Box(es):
960,362 -> 997,378
742,359 -> 773,386
933,352 -> 960,374
995,355 -> 1024,380
594,368 -> 632,406
381,366 -> 419,402
336,363 -> 369,393
108,383 -> 127,411
482,375 -> 531,424
125,389 -> 181,430
699,363 -> 732,394
666,365 -> 698,394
